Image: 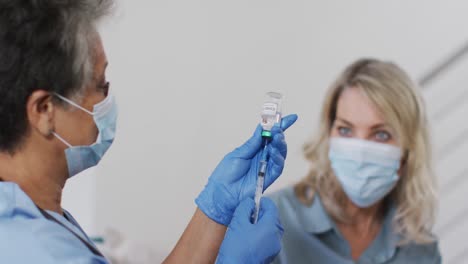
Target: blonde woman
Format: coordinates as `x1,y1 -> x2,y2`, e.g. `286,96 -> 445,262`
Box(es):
270,58 -> 441,263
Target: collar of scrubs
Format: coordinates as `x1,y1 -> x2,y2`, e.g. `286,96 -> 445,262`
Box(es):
0,181 -> 42,218
0,181 -> 97,251
299,192 -> 402,263
45,208 -> 93,244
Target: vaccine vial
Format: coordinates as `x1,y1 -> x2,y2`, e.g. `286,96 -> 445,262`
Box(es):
260,92 -> 283,138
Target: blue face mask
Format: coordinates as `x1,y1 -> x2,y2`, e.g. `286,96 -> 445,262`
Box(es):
52,93 -> 118,178
328,137 -> 402,208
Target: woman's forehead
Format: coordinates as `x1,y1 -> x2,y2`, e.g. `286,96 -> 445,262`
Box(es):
336,87 -> 387,127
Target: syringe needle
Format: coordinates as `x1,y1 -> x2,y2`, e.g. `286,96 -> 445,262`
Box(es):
253,142 -> 269,224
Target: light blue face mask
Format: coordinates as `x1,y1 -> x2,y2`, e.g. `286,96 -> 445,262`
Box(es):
328,137 -> 402,208
52,93 -> 117,178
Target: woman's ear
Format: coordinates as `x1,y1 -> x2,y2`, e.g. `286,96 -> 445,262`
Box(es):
26,90 -> 56,137
398,150 -> 409,177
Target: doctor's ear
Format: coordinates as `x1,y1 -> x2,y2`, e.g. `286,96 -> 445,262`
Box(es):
26,90 -> 56,137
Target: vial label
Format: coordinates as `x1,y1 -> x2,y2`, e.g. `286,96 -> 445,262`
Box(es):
262,102 -> 278,115
260,92 -> 283,132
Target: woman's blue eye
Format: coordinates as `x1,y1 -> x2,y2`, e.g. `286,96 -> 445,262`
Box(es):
375,131 -> 391,142
338,127 -> 352,137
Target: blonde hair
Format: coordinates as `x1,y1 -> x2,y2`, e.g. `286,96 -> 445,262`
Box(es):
295,58 -> 437,244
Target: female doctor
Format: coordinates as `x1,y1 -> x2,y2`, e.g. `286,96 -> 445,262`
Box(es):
0,1 -> 297,263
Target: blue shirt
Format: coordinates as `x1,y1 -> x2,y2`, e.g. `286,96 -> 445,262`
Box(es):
0,182 -> 108,264
269,186 -> 441,264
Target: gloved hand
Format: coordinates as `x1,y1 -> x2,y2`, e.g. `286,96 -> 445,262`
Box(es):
216,198 -> 284,264
196,114 -> 297,225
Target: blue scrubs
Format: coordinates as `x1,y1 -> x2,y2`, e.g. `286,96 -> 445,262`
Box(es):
0,182 -> 108,263
269,186 -> 442,264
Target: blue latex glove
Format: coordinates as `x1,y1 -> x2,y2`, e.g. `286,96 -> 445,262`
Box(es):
217,198 -> 284,264
196,114 -> 297,225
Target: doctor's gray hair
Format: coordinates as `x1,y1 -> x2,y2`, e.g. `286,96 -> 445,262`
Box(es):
0,0 -> 113,153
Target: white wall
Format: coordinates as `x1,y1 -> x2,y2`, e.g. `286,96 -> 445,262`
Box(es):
62,0 -> 468,262
426,57 -> 468,263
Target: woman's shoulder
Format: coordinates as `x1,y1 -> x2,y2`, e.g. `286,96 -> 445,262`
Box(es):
395,239 -> 441,263
267,185 -> 316,225
267,186 -> 298,207
268,184 -> 317,210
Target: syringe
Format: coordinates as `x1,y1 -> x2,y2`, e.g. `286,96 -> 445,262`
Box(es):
252,139 -> 269,224
252,92 -> 283,224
